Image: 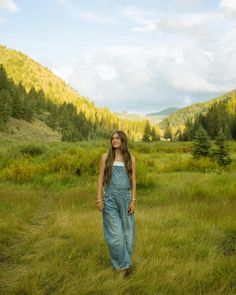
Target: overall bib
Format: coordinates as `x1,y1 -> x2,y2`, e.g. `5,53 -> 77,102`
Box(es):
102,161 -> 135,270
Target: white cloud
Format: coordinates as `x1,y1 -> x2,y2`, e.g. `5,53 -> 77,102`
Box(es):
62,32 -> 236,113
220,0 -> 236,15
51,65 -> 74,83
95,64 -> 118,81
128,11 -> 219,36
0,0 -> 20,24
48,4 -> 236,113
0,0 -> 20,14
78,12 -> 113,25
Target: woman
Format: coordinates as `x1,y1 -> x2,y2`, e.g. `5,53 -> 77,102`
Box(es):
96,130 -> 136,277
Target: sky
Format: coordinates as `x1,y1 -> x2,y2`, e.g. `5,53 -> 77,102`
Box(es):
1,0 -> 236,114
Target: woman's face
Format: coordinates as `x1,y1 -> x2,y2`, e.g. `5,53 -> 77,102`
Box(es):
111,133 -> 122,149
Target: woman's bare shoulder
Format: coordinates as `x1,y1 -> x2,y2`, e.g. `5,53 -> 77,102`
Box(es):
101,152 -> 108,162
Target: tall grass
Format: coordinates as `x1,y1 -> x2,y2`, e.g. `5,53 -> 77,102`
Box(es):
0,141 -> 236,294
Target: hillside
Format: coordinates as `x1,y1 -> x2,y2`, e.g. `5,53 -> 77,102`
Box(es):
147,107 -> 179,116
0,117 -> 61,142
0,45 -> 147,141
115,107 -> 179,125
160,90 -> 236,128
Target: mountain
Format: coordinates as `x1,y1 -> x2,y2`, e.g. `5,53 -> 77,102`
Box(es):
145,107 -> 179,124
147,107 -> 179,116
159,90 -> 236,128
0,45 -> 146,141
115,107 -> 179,125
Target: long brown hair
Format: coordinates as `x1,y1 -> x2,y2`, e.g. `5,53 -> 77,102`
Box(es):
104,130 -> 133,187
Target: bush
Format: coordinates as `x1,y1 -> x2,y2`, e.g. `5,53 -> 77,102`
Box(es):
188,157 -> 218,173
136,161 -> 156,188
217,226 -> 236,256
46,154 -> 75,173
133,143 -> 152,154
45,147 -> 106,176
20,143 -> 47,156
0,160 -> 38,182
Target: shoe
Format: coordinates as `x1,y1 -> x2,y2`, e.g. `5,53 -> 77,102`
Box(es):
123,266 -> 132,278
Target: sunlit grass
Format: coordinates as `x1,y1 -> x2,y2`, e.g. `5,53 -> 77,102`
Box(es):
0,141 -> 236,294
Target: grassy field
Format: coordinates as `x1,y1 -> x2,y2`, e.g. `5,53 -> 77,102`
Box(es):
0,141 -> 236,295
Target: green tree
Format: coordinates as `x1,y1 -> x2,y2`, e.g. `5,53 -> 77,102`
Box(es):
163,120 -> 172,141
205,102 -> 230,139
213,129 -> 232,167
192,126 -> 212,158
142,120 -> 152,142
0,89 -> 12,125
150,126 -> 160,141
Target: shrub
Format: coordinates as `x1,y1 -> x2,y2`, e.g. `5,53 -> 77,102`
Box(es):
20,143 -> 47,156
46,154 -> 74,173
133,143 -> 152,154
136,161 -> 155,187
217,226 -> 236,256
45,147 -> 106,176
0,160 -> 38,182
192,126 -> 212,158
188,157 -> 218,173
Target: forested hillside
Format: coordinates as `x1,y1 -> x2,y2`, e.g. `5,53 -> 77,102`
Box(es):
159,90 -> 236,141
160,90 -> 236,128
179,97 -> 236,141
0,45 -> 148,141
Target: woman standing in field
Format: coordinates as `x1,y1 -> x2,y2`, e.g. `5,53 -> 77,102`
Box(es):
96,130 -> 136,277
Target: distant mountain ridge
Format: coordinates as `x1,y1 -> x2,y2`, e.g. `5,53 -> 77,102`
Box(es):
115,107 -> 178,125
147,107 -> 179,116
159,90 -> 236,128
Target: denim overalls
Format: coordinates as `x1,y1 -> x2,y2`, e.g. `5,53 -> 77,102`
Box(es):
102,161 -> 135,270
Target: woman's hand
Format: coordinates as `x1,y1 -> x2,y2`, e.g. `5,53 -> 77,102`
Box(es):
96,199 -> 104,212
128,200 -> 135,215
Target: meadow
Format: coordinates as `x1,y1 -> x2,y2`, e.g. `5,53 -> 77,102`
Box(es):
0,141 -> 236,295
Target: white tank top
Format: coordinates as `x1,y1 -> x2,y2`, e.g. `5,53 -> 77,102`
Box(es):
113,161 -> 125,166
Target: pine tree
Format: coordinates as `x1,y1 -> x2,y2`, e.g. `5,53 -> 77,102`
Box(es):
163,120 -> 172,141
213,129 -> 232,167
206,102 -> 230,139
0,89 -> 12,124
150,126 -> 160,141
192,126 -> 212,158
142,120 -> 152,142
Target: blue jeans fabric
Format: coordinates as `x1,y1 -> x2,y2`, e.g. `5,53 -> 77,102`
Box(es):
102,165 -> 135,270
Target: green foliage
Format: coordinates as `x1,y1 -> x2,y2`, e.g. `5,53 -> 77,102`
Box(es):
1,142 -> 236,294
142,120 -> 152,142
0,160 -> 38,182
217,226 -> 236,256
20,143 -> 47,156
0,64 -> 94,141
133,142 -> 152,153
188,157 -> 218,173
181,98 -> 236,141
136,160 -> 155,188
163,120 -> 172,141
192,128 -> 232,170
192,126 -> 212,158
212,130 -> 232,167
45,146 -> 106,176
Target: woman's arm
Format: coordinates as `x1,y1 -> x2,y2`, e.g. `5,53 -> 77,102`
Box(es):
96,153 -> 107,202
131,156 -> 136,202
128,156 -> 136,215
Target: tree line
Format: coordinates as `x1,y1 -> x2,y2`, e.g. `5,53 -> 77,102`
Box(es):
0,65 -> 96,141
179,98 -> 236,141
0,64 -> 157,141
